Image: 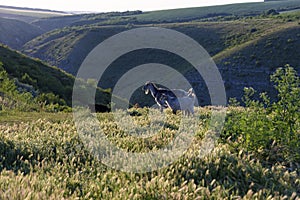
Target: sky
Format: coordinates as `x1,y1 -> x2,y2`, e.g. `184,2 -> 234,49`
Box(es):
0,0 -> 263,12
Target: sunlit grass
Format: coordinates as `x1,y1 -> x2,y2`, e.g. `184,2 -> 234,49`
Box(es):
0,106 -> 299,199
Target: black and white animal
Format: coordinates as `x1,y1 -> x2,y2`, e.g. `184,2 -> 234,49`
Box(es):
161,89 -> 195,116
142,81 -> 192,113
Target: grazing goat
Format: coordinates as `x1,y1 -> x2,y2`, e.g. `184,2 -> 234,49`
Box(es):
161,89 -> 195,116
142,81 -> 190,112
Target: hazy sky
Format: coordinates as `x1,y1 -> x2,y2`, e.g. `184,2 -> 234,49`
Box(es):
0,0 -> 263,12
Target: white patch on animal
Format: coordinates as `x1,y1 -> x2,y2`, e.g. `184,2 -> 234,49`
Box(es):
161,88 -> 195,116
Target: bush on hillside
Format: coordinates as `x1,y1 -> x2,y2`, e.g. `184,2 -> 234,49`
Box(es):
0,61 -> 70,112
224,64 -> 300,166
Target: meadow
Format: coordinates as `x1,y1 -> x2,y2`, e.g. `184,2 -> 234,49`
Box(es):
0,65 -> 299,199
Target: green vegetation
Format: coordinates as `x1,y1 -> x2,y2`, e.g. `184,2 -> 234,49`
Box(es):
0,45 -> 112,110
30,0 -> 300,31
0,44 -> 75,106
0,61 -> 70,112
135,0 -> 299,22
0,111 -> 71,124
0,62 -> 35,111
0,2 -> 300,198
224,65 -> 300,163
8,1 -> 297,106
22,13 -> 300,105
0,66 -> 299,199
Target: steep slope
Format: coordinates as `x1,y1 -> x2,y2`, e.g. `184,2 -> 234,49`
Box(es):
22,16 -> 300,104
31,15 -> 85,32
20,3 -> 300,105
0,17 -> 44,49
214,21 -> 300,101
0,44 -> 111,107
24,18 -> 278,75
22,26 -> 128,74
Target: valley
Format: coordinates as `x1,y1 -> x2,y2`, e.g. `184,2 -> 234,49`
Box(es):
0,1 -> 299,199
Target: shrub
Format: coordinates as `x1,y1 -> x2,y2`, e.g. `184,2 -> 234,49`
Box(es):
0,62 -> 35,111
0,62 -> 69,112
264,9 -> 279,16
224,65 -> 300,164
270,65 -> 300,161
21,72 -> 37,87
36,92 -> 66,106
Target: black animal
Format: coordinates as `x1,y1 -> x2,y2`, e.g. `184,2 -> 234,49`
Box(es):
142,81 -> 190,113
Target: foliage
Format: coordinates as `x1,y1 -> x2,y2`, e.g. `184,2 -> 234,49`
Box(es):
0,45 -> 112,107
0,62 -> 70,112
0,45 -> 76,104
36,93 -> 72,112
0,66 -> 299,198
0,62 -> 37,111
36,92 -> 65,105
224,65 -> 300,165
264,9 -> 279,16
270,65 -> 300,162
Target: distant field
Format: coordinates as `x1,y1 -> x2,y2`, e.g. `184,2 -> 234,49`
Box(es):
135,0 -> 300,22
0,6 -> 71,22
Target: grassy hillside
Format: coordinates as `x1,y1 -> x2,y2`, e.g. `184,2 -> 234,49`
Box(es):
135,0 -> 300,22
31,15 -> 87,32
23,18 -> 281,75
0,17 -> 44,49
0,44 -> 74,103
0,44 -> 111,107
22,26 -> 128,74
1,1 -> 298,106
22,11 -> 300,104
0,2 -> 299,199
0,99 -> 299,198
0,5 -> 71,49
30,0 -> 300,32
214,19 -> 300,100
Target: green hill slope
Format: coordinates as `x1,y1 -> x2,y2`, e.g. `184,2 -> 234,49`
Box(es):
23,17 -> 280,74
22,13 -> 300,104
31,15 -> 86,32
214,21 -> 300,101
22,26 -> 128,74
0,44 -> 111,107
30,0 -> 300,32
135,0 -> 300,22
